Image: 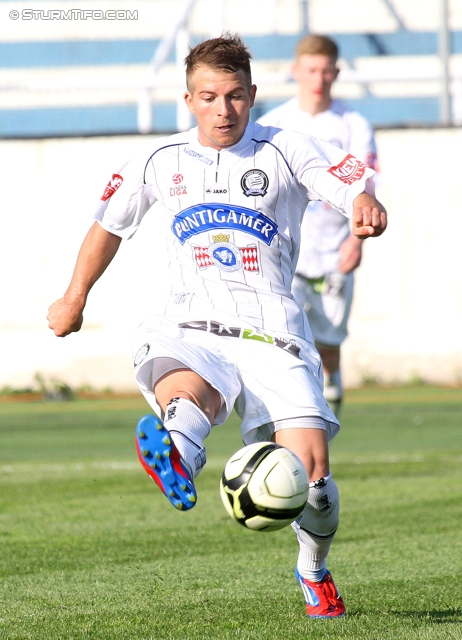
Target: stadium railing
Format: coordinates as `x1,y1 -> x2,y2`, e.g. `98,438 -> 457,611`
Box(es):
1,0 -> 461,137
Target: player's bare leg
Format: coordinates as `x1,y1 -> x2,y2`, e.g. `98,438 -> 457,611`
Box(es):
135,368 -> 220,510
275,427 -> 345,617
316,343 -> 343,418
154,369 -> 221,426
275,427 -> 329,480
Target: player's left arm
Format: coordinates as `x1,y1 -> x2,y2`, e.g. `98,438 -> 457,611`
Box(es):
352,192 -> 387,239
338,114 -> 380,272
286,131 -> 386,237
338,234 -> 364,274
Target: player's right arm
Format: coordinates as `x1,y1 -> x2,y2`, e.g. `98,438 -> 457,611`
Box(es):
47,222 -> 122,337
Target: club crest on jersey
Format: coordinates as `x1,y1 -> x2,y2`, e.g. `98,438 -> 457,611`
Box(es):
194,238 -> 260,273
328,154 -> 366,185
101,174 -> 123,201
172,203 -> 278,246
241,169 -> 269,197
207,233 -> 242,272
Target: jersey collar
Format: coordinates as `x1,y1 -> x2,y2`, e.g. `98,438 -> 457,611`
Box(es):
188,121 -> 257,155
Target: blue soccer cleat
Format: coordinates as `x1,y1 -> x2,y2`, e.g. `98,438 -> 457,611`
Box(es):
295,567 -> 346,618
135,414 -> 197,510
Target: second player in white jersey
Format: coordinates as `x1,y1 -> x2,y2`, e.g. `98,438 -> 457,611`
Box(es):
257,98 -> 377,277
257,34 -> 378,416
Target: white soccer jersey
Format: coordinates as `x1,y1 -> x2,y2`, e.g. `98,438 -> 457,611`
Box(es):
257,99 -> 377,277
94,121 -> 375,340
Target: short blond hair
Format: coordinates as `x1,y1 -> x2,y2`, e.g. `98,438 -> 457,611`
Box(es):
295,34 -> 339,62
185,33 -> 252,90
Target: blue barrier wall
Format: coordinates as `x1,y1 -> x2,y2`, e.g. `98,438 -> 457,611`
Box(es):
1,30 -> 460,137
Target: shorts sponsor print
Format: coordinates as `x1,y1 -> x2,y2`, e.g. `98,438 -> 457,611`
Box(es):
178,320 -> 301,359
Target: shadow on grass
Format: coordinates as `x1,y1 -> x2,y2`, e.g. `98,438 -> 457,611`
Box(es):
391,608 -> 462,623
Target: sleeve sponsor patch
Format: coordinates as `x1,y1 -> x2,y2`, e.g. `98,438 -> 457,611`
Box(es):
328,154 -> 366,185
101,174 -> 123,201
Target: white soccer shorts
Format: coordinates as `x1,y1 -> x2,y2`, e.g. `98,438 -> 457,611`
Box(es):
132,315 -> 340,445
292,272 -> 354,347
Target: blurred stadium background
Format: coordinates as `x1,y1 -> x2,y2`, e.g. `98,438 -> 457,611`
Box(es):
1,0 -> 462,393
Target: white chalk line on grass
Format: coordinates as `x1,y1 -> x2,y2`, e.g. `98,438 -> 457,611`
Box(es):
1,453 -> 461,476
332,453 -> 427,464
0,460 -> 139,475
331,453 -> 462,464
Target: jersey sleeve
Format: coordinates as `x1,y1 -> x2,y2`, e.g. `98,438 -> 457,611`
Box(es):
93,147 -> 157,240
289,133 -> 376,218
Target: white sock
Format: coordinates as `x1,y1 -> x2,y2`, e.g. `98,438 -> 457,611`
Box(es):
292,474 -> 339,581
164,397 -> 210,478
324,369 -> 343,402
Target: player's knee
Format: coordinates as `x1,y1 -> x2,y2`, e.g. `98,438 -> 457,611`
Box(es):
296,474 -> 339,538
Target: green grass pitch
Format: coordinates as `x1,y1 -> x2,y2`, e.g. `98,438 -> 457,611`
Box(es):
0,387 -> 461,639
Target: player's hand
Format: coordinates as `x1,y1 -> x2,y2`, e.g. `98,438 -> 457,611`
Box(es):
352,193 -> 387,239
338,234 -> 363,274
47,298 -> 84,337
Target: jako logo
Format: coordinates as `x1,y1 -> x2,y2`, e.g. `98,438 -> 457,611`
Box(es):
172,173 -> 184,184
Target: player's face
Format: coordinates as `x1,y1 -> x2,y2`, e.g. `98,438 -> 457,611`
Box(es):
292,54 -> 339,105
184,66 -> 257,150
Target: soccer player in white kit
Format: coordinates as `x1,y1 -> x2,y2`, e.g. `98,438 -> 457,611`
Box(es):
48,34 -> 387,619
257,35 -> 378,416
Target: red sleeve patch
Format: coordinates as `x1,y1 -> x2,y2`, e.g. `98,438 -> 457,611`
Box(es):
101,174 -> 123,201
328,154 -> 366,185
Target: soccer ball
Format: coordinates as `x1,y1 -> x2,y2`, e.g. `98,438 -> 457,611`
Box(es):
219,442 -> 309,532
